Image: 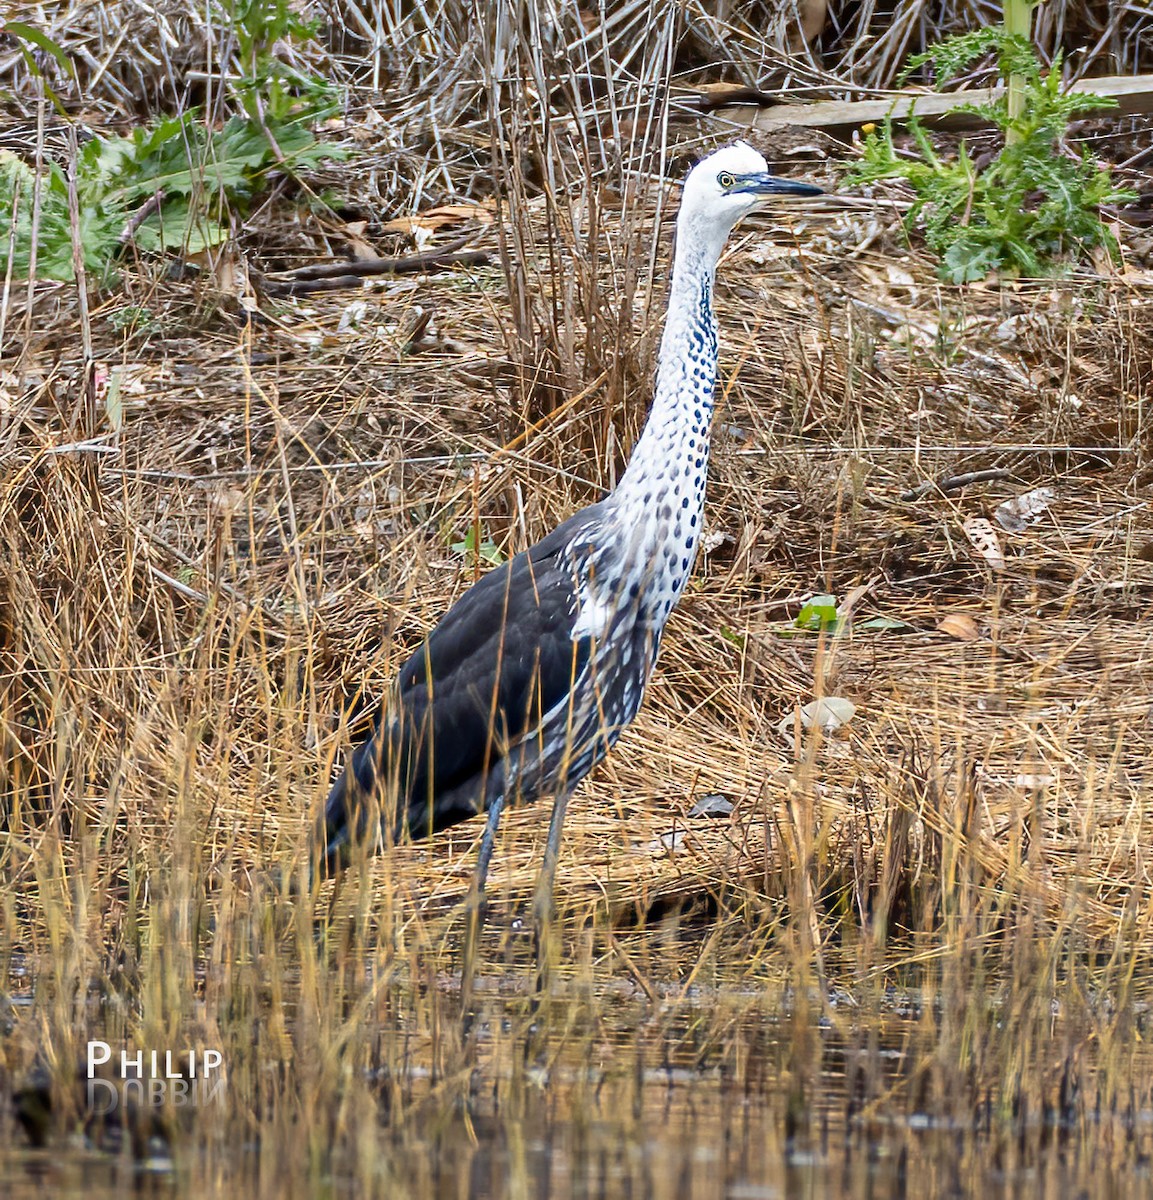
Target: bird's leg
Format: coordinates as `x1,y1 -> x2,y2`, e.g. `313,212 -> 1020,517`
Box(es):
460,791 -> 506,1019
531,788 -> 572,998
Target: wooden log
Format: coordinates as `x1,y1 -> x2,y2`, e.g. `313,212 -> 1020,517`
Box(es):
702,74 -> 1153,134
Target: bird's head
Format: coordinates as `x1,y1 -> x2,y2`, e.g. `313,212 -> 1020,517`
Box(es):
677,141 -> 822,247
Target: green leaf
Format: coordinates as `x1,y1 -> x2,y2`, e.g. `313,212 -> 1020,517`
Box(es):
3,21 -> 75,76
0,10 -> 343,284
794,594 -> 840,633
132,198 -> 229,254
856,616 -> 913,632
450,524 -> 504,566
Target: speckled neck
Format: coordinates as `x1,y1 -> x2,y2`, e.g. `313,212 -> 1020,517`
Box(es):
607,217 -> 724,614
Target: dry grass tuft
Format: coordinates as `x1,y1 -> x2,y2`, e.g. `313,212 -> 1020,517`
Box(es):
3,1 -> 1153,1194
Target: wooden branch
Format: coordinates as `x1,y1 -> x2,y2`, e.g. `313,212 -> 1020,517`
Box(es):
900,468 -> 1013,502
704,74 -> 1153,134
263,234 -> 489,297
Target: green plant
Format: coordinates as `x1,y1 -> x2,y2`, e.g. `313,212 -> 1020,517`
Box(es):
217,0 -> 337,138
450,522 -> 504,566
0,11 -> 342,283
849,27 -> 1133,282
792,594 -> 840,633
108,304 -> 158,333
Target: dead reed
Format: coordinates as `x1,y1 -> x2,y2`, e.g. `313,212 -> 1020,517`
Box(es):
2,1 -> 1153,1195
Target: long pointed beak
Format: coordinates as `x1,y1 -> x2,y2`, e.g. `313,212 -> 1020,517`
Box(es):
741,173 -> 823,197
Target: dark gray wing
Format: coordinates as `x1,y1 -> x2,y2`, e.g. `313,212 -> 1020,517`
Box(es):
319,504 -> 605,870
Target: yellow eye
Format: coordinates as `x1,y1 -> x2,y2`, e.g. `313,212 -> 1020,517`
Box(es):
717,171 -> 736,190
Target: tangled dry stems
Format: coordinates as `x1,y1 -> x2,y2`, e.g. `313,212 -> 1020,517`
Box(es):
2,2 -> 1153,1189
4,165 -> 1152,950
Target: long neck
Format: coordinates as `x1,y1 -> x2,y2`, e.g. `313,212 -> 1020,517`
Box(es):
609,221 -> 722,595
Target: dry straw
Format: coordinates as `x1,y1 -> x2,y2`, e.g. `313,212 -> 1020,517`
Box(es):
2,0 -> 1153,1192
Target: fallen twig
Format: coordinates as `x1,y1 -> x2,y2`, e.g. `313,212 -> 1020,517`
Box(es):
148,563 -> 209,604
900,468 -> 1013,501
263,234 -> 490,297
118,189 -> 164,245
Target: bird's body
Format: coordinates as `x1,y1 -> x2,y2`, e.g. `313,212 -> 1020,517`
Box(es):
331,501 -> 642,851
319,143 -> 820,879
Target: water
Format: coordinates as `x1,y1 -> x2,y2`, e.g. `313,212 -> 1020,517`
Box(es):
5,968 -> 1150,1200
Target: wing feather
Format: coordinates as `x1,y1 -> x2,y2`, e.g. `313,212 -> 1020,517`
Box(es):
320,505 -> 604,866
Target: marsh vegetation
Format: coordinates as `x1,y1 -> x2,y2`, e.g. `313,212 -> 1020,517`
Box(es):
2,2 -> 1153,1196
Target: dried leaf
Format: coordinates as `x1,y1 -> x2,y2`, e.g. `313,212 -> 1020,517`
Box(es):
689,794 -> 734,818
778,696 -> 856,736
798,0 -> 828,42
184,244 -> 257,312
336,220 -> 378,261
994,487 -> 1055,533
938,613 -> 980,641
336,300 -> 369,334
700,529 -> 732,555
103,369 -> 123,433
381,203 -> 494,236
962,516 -> 1005,570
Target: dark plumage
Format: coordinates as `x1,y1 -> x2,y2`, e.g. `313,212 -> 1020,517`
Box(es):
316,143 -> 821,900
322,503 -> 648,872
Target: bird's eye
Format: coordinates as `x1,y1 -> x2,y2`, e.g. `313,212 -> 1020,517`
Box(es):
717,171 -> 736,190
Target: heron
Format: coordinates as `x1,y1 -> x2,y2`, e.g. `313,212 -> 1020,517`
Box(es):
317,142 -> 821,942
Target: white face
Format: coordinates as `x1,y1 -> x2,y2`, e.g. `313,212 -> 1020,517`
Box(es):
677,141 -> 818,238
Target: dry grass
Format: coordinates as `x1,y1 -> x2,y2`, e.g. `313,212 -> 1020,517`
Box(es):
3,2 -> 1153,1195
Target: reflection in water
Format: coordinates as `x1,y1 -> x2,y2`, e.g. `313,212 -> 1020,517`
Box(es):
4,962 -> 1152,1200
